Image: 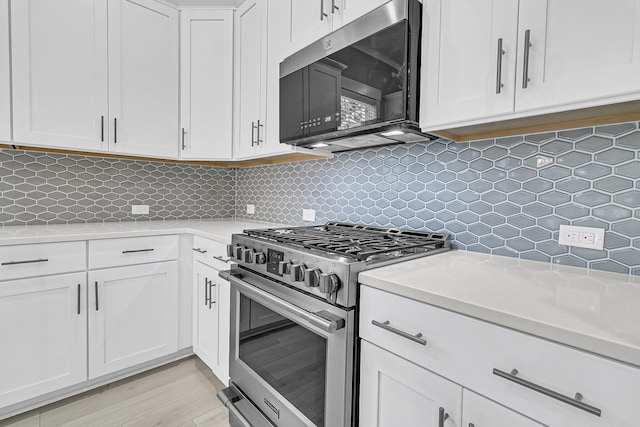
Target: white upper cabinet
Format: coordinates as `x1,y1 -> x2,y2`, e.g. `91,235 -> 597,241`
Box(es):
515,0 -> 640,112
233,0 -> 267,159
422,0 -> 519,126
10,0 -> 179,158
0,0 -> 11,143
422,0 -> 640,134
108,0 -> 179,159
180,9 -> 233,160
11,0 -> 108,151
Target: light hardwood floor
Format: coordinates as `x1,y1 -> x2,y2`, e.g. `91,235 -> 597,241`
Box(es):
0,357 -> 230,427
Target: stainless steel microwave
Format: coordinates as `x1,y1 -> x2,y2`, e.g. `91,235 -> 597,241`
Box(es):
279,0 -> 434,153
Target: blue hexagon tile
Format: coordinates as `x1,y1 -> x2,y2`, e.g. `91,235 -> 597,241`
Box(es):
236,121 -> 640,276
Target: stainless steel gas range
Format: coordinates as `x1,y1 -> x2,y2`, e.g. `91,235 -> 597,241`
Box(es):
217,222 -> 451,427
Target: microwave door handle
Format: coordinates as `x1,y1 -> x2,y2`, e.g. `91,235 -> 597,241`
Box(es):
220,269 -> 345,333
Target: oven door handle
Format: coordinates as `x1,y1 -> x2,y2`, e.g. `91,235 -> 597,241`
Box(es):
220,269 -> 346,333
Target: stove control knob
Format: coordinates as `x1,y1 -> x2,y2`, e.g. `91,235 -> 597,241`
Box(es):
278,261 -> 292,275
233,245 -> 244,260
304,268 -> 321,288
242,248 -> 254,264
291,264 -> 306,282
319,273 -> 341,294
254,252 -> 266,264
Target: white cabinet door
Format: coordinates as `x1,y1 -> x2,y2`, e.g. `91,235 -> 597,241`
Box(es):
341,0 -> 390,26
359,340 -> 462,427
462,389 -> 545,427
193,261 -> 230,385
193,262 -> 219,371
0,0 -> 10,142
422,0 -> 519,127
88,261 -> 179,379
108,0 -> 179,159
11,0 -> 108,151
287,0 -> 333,54
233,0 -> 266,159
180,9 -> 233,160
515,0 -> 640,112
0,273 -> 87,408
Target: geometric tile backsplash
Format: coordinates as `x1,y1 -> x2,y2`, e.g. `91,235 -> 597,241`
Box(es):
0,150 -> 235,224
236,121 -> 640,276
0,121 -> 638,276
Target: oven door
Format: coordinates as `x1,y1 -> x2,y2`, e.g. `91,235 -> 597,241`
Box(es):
219,268 -> 355,427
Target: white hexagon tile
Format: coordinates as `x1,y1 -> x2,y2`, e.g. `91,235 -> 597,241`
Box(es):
236,121 -> 640,276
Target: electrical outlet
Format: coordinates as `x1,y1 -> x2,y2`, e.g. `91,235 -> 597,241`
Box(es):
302,209 -> 316,222
131,205 -> 149,215
558,225 -> 605,250
246,204 -> 255,215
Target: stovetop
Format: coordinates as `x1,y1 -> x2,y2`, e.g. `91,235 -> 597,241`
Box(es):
243,222 -> 450,263
229,222 -> 451,307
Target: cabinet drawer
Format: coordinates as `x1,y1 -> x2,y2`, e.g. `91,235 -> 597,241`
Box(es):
89,235 -> 178,269
0,241 -> 86,281
192,235 -> 234,270
360,286 -> 640,427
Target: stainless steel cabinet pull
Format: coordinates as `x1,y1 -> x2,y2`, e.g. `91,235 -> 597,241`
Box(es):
213,255 -> 232,263
77,284 -> 81,315
193,248 -> 207,254
1,258 -> 49,266
257,120 -> 263,145
114,118 -> 117,143
101,116 -> 104,142
94,281 -> 99,311
496,38 -> 505,94
493,368 -> 602,417
122,248 -> 154,254
209,280 -> 216,308
320,0 -> 328,20
371,319 -> 427,345
438,407 -> 449,427
251,121 -> 257,146
522,29 -> 532,89
331,0 -> 339,12
204,278 -> 210,306
181,128 -> 186,150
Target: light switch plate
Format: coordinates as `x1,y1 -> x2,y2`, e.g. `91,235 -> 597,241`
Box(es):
302,209 -> 316,222
558,225 -> 605,250
131,205 -> 149,215
246,204 -> 255,215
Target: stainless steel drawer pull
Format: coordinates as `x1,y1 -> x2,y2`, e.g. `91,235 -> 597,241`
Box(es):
193,248 -> 207,254
371,320 -> 427,346
204,278 -> 210,306
213,255 -> 232,263
1,258 -> 49,266
493,368 -> 602,417
95,281 -> 99,311
209,280 -> 216,308
438,407 -> 449,427
122,248 -> 154,254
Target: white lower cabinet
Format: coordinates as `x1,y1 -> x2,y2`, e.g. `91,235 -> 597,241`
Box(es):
88,261 -> 179,379
0,273 -> 87,408
359,340 -> 462,427
463,389 -> 545,427
192,248 -> 231,384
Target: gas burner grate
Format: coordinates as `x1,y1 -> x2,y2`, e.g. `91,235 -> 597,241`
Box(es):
244,222 -> 450,261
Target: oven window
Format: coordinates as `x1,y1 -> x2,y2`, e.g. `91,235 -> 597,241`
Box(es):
239,296 -> 327,426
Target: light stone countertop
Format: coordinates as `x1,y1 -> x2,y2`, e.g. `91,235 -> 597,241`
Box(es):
0,218 -> 289,245
359,249 -> 640,367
